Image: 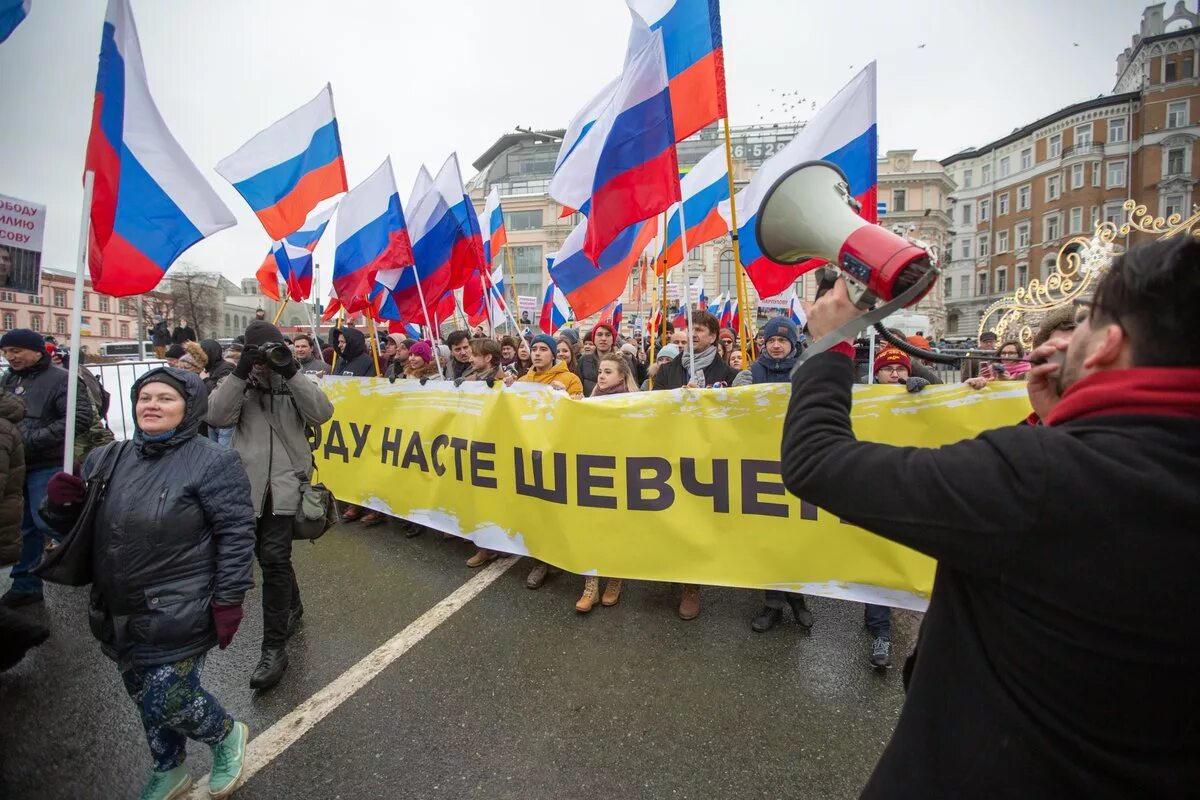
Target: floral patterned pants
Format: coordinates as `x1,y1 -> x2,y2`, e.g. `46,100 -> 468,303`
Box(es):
120,655 -> 234,772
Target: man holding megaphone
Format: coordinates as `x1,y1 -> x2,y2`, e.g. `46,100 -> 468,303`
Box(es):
776,232 -> 1200,795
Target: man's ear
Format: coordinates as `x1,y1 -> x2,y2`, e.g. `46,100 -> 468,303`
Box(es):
1082,323 -> 1127,370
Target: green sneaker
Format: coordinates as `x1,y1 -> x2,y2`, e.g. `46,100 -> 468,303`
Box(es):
208,720 -> 249,799
138,764 -> 192,800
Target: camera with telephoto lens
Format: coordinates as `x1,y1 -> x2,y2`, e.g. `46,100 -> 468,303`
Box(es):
258,341 -> 293,368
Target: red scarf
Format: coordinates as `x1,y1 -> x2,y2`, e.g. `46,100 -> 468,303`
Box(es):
1046,367 -> 1200,426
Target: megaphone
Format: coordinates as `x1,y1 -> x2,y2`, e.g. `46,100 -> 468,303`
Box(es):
755,161 -> 937,309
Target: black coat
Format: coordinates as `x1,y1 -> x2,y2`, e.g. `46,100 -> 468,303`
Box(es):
67,368 -> 255,670
331,327 -> 376,377
171,325 -> 197,344
651,351 -> 738,391
0,354 -> 94,470
150,321 -> 172,346
781,352 -> 1200,797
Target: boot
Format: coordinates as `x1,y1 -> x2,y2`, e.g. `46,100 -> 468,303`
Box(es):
575,576 -> 600,613
466,549 -> 497,568
208,720 -> 249,799
601,578 -> 622,607
403,522 -> 423,539
787,595 -> 814,629
678,584 -> 701,620
360,510 -> 384,527
525,562 -> 550,589
249,647 -> 289,691
751,605 -> 782,633
341,505 -> 361,522
135,764 -> 191,800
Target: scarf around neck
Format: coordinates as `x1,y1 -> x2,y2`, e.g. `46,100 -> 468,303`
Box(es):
1046,367 -> 1200,426
591,381 -> 629,396
681,345 -> 718,384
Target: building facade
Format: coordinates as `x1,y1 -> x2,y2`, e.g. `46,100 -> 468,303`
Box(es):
941,2 -> 1200,337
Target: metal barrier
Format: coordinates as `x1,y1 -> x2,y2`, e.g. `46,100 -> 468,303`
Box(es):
87,359 -> 165,440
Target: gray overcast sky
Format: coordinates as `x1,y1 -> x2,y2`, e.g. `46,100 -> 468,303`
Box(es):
0,0 -> 1156,295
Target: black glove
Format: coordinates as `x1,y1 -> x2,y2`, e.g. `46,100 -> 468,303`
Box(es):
270,357 -> 299,380
233,346 -> 265,379
906,376 -> 931,394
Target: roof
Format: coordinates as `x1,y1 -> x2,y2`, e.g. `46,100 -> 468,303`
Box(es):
472,129 -> 566,173
940,91 -> 1140,167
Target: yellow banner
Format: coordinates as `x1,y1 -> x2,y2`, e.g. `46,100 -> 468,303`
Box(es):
313,378 -> 1031,610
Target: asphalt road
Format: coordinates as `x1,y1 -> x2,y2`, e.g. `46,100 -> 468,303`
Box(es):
1,519 -> 919,800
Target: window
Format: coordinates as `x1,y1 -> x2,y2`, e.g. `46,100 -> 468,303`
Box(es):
1090,205 -> 1099,227
1106,160 -> 1126,188
980,199 -> 990,221
1104,202 -> 1124,225
944,276 -> 953,298
977,272 -> 988,296
1185,55 -> 1196,79
1167,100 -> 1188,129
998,193 -> 1009,215
1069,207 -> 1083,234
0,292 -> 12,302
1163,193 -> 1186,219
55,317 -> 67,335
1020,148 -> 1032,170
1167,60 -> 1178,82
1071,163 -> 1084,189
960,280 -> 968,298
1092,162 -> 1101,187
892,188 -> 907,212
30,315 -> 42,332
52,289 -> 66,307
1048,133 -> 1062,158
1074,124 -> 1092,147
119,322 -> 130,338
504,209 -> 543,231
995,229 -> 1008,253
101,321 -> 110,337
98,296 -> 109,312
959,238 -> 972,259
509,244 -> 544,300
1016,222 -> 1031,249
1046,174 -> 1061,201
1167,146 -> 1186,176
719,250 -> 736,293
1016,263 -> 1028,287
981,164 -> 992,184
960,202 -> 973,225
28,294 -> 41,305
1108,117 -> 1127,143
999,156 -> 1011,178
978,234 -> 990,257
1018,184 -> 1031,210
1,313 -> 12,329
1044,214 -> 1061,242
962,169 -> 973,188
996,268 -> 1008,294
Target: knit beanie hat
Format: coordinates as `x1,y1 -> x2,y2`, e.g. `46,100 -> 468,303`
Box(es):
718,328 -> 736,343
1033,306 -> 1075,348
760,316 -> 798,349
245,320 -> 285,348
588,322 -> 616,343
530,333 -> 557,354
873,347 -> 912,375
656,344 -> 680,361
0,328 -> 45,352
409,341 -> 432,362
558,327 -> 580,345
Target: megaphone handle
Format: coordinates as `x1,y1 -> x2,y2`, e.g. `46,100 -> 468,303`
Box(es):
792,268 -> 940,376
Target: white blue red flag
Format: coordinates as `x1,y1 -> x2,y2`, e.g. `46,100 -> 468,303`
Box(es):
788,290 -> 806,328
707,292 -> 723,316
663,145 -> 729,271
84,0 -> 236,296
256,203 -> 335,301
540,277 -> 571,335
481,187 -> 507,267
721,63 -> 878,298
549,216 -> 658,319
216,85 -> 347,241
0,0 -> 30,43
332,157 -> 414,313
690,275 -> 707,308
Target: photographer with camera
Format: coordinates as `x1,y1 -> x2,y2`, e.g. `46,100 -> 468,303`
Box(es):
780,237 -> 1200,796
207,321 -> 334,691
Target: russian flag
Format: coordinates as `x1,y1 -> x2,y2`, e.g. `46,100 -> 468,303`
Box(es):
721,63 -> 877,299
627,0 -> 727,141
216,85 -> 347,241
540,278 -> 571,335
550,32 -> 680,264
434,153 -> 486,291
549,215 -> 658,320
320,288 -> 342,322
718,295 -> 735,330
285,202 -> 336,252
788,291 -> 806,328
672,308 -> 687,330
707,292 -> 723,316
84,0 -> 236,297
662,145 -> 729,272
0,0 -> 30,44
256,240 -> 311,303
333,157 -> 414,313
690,275 -> 707,309
481,186 -> 507,268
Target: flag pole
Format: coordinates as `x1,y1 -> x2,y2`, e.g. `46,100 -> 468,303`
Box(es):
676,188 -> 697,384
720,117 -> 752,367
411,269 -> 445,378
502,244 -> 521,328
647,280 -> 658,389
329,307 -> 344,372
659,220 -> 669,348
311,261 -> 323,344
366,313 -> 382,376
64,171 -> 94,472
271,299 -> 288,326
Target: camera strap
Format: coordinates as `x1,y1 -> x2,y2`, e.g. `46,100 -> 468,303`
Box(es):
792,268 -> 939,376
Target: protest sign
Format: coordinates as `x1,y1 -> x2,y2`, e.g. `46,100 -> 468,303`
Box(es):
0,193 -> 46,294
314,381 -> 1032,610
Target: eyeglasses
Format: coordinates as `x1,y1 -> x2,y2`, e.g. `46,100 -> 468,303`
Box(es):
878,365 -> 908,374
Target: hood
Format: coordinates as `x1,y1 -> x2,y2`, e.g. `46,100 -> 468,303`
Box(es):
334,327 -> 367,361
199,339 -> 224,368
0,391 -> 25,424
130,367 -> 207,452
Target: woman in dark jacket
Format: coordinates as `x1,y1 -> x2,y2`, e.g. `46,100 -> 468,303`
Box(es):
44,368 -> 255,800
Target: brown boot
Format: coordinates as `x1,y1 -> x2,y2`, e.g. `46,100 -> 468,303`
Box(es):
360,511 -> 384,527
678,584 -> 701,620
466,549 -> 497,568
575,576 -> 600,613
341,505 -> 361,522
601,578 -> 622,607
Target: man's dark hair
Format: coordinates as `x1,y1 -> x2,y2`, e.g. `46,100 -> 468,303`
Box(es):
691,310 -> 719,337
1093,236 -> 1200,367
446,330 -> 470,348
293,333 -> 316,349
471,338 -> 501,363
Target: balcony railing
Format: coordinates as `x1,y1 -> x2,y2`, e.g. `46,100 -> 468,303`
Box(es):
1060,142 -> 1106,160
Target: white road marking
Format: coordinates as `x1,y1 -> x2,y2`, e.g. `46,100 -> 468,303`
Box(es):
189,556 -> 517,797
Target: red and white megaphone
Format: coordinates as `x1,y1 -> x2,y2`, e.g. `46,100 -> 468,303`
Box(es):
755,161 -> 938,309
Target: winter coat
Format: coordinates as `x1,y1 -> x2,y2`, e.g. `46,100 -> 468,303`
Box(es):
449,357 -> 473,381
171,326 -> 197,344
297,354 -> 328,376
781,351 -> 1200,797
75,368 -> 254,670
0,353 -> 94,470
199,340 -> 234,393
651,352 -> 738,391
733,352 -> 798,386
330,328 -> 375,377
516,360 -> 584,397
149,321 -> 172,347
207,368 -> 335,517
0,391 -> 25,566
